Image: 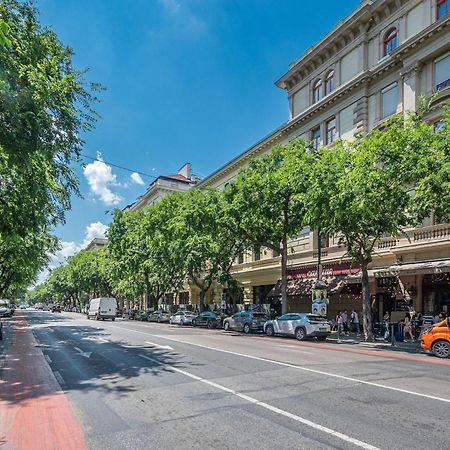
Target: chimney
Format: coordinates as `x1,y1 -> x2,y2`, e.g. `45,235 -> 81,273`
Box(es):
178,162 -> 191,180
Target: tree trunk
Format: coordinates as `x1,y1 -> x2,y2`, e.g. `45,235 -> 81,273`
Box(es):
280,238 -> 288,315
361,260 -> 374,342
199,286 -> 205,312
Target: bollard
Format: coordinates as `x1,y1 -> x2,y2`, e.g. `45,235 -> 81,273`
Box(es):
391,323 -> 396,347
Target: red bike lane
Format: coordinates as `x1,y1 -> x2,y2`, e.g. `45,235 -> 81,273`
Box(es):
0,314 -> 86,450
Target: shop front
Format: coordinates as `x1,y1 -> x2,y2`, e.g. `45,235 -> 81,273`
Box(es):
268,263 -> 362,319
423,272 -> 450,315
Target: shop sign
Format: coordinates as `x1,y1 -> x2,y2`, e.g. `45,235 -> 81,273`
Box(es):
288,263 -> 360,280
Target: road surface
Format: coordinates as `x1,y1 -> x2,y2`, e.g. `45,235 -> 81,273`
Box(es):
1,310 -> 449,450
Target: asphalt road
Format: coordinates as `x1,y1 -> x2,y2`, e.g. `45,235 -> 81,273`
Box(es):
16,311 -> 450,449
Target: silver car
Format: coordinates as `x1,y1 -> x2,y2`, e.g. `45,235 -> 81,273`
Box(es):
169,310 -> 197,326
264,313 -> 331,341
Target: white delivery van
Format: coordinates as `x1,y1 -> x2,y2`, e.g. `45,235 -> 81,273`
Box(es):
87,298 -> 117,321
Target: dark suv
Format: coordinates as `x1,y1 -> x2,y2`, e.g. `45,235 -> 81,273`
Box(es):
223,311 -> 268,334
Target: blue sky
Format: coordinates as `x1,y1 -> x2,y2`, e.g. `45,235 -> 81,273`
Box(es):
38,0 -> 360,276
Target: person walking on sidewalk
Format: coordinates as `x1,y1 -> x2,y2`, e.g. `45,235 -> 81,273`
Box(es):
350,309 -> 360,336
336,311 -> 343,335
341,310 -> 349,335
403,313 -> 414,342
383,311 -> 391,341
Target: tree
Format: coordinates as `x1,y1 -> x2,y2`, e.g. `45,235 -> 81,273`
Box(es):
304,115 -> 432,341
0,0 -> 100,293
175,189 -> 245,311
411,106 -> 450,223
224,140 -> 313,314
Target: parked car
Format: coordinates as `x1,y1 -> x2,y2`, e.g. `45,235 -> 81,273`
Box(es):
223,311 -> 268,334
0,300 -> 13,318
19,304 -> 27,310
264,313 -> 331,341
87,297 -> 117,321
420,317 -> 450,358
136,310 -> 150,321
148,310 -> 171,323
51,304 -> 61,313
169,310 -> 197,326
192,311 -> 224,329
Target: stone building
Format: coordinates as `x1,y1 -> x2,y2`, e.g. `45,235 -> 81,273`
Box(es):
196,0 -> 450,322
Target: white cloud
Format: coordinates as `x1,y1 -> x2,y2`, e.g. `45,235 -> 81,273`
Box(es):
35,222 -> 109,285
83,157 -> 122,205
131,172 -> 145,186
82,221 -> 109,248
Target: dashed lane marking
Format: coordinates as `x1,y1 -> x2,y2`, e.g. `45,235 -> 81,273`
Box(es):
113,325 -> 450,404
139,354 -> 380,450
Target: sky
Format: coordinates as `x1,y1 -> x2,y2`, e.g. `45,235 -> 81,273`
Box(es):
37,0 -> 361,280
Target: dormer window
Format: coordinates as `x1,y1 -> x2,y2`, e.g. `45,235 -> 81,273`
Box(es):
383,28 -> 398,56
313,79 -> 323,104
325,70 -> 335,95
437,0 -> 449,19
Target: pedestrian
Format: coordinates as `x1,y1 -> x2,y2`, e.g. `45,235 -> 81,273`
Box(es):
383,311 -> 390,340
439,311 -> 447,322
350,309 -> 360,336
341,309 -> 349,335
433,312 -> 440,323
403,313 -> 414,342
336,311 -> 343,335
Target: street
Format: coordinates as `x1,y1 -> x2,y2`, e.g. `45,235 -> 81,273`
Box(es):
1,311 -> 449,450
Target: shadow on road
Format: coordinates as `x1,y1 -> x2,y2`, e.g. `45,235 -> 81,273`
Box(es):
0,311 -> 202,407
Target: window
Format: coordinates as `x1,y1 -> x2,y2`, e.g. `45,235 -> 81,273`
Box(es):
383,28 -> 398,56
313,79 -> 323,103
434,120 -> 444,132
381,83 -> 398,118
437,0 -> 449,19
311,127 -> 321,150
253,246 -> 261,262
325,70 -> 335,95
435,53 -> 450,91
326,117 -> 336,145
272,249 -> 280,258
237,252 -> 244,264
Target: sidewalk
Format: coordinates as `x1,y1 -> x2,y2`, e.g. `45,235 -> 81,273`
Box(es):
0,313 -> 86,450
326,331 -> 421,353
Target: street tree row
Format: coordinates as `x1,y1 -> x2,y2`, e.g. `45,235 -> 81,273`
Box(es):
0,0 -> 99,298
31,106 -> 450,341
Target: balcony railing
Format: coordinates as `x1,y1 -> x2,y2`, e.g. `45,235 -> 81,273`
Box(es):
414,224 -> 450,242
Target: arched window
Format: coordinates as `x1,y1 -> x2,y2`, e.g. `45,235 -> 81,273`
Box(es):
313,79 -> 323,103
437,0 -> 449,19
383,28 -> 398,56
325,70 -> 335,95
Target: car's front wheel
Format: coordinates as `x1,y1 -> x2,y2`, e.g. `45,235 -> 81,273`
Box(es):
265,325 -> 275,337
243,323 -> 251,334
157,317 -> 161,323
207,320 -> 213,329
224,322 -> 230,331
295,327 -> 306,341
179,320 -> 184,326
432,340 -> 450,358
192,319 -> 197,327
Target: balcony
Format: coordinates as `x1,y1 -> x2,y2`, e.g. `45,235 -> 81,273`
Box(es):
413,224 -> 450,242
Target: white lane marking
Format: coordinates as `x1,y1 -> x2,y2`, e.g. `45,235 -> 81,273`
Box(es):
54,370 -> 65,385
145,341 -> 174,351
98,337 -> 109,343
74,347 -> 92,358
44,354 -> 52,363
139,354 -> 380,450
276,345 -> 313,353
115,326 -> 450,404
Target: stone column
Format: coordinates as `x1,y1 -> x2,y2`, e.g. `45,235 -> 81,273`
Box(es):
415,274 -> 424,312
401,63 -> 420,114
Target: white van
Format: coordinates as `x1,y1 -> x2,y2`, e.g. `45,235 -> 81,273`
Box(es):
87,298 -> 117,321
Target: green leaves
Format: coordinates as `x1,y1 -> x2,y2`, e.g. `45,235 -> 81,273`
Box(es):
0,0 -> 100,295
